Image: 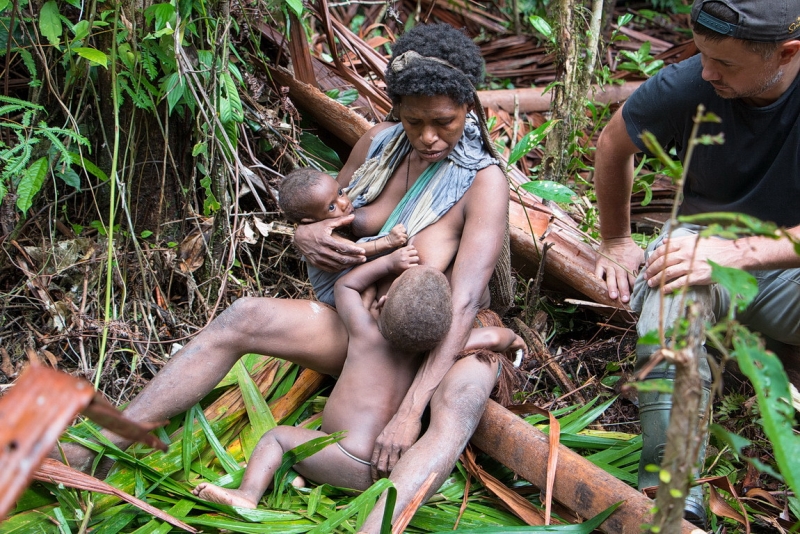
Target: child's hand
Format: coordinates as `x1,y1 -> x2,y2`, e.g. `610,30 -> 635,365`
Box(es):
386,224 -> 408,247
388,245 -> 419,273
508,334 -> 527,368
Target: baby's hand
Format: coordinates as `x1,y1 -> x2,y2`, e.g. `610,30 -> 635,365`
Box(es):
386,224 -> 408,247
388,245 -> 419,273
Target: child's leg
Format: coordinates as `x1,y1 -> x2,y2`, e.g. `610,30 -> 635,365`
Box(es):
293,437 -> 373,490
193,425 -> 326,508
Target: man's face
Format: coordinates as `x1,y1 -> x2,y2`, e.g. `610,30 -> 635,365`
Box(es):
694,33 -> 785,105
398,94 -> 471,163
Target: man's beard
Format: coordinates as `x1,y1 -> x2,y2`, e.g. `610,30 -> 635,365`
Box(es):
715,68 -> 784,100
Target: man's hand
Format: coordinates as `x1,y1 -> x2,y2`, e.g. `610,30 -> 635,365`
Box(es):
388,245 -> 419,274
386,224 -> 408,247
595,237 -> 645,303
370,413 -> 421,481
293,214 -> 366,272
643,235 -> 739,293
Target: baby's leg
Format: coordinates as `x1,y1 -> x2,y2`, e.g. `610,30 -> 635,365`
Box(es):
193,425 -> 325,508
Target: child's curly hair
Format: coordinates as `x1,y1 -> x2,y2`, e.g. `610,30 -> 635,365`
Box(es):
380,266 -> 453,354
385,23 -> 484,106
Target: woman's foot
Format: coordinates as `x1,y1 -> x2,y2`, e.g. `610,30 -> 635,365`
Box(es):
192,483 -> 258,509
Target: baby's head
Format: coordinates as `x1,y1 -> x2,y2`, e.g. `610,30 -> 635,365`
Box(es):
378,266 -> 452,354
278,168 -> 353,224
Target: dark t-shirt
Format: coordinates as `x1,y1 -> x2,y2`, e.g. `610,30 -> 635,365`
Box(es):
622,54 -> 800,227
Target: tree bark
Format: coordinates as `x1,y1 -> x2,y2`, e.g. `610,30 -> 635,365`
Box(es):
478,81 -> 643,113
652,304 -> 706,531
472,401 -> 700,534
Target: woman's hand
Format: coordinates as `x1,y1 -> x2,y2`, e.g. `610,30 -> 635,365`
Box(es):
293,214 -> 367,272
371,413 -> 422,481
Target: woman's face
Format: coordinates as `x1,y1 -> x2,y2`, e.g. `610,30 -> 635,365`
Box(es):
398,94 -> 471,163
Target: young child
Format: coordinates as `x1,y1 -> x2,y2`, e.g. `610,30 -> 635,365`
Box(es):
192,246 -> 525,508
278,168 -> 408,258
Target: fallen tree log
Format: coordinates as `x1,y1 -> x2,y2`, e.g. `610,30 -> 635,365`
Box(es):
472,401 -> 700,534
478,81 -> 644,113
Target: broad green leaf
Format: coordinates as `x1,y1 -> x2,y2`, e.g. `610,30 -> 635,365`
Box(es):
426,503 -> 622,532
307,478 -> 395,534
182,408 -> 196,480
188,515 -> 313,533
0,0 -> 10,11
222,71 -> 243,122
709,260 -> 758,313
90,507 -> 137,534
520,180 -> 577,204
73,47 -> 108,67
16,156 -> 48,214
39,1 -> 62,48
528,15 -> 553,42
192,404 -> 241,475
733,335 -> 800,497
327,87 -> 358,106
508,120 -> 555,166
67,151 -> 108,181
19,49 -> 38,82
130,498 -> 194,534
56,167 -> 81,190
162,72 -> 184,114
299,132 -> 342,172
284,0 -> 303,17
234,359 -> 276,459
145,2 -> 175,31
71,19 -> 90,41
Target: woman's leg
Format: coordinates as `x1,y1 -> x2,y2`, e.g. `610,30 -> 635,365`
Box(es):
60,297 -> 348,471
360,355 -> 498,534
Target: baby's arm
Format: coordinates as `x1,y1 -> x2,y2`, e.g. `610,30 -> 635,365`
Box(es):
367,224 -> 408,257
334,245 -> 419,333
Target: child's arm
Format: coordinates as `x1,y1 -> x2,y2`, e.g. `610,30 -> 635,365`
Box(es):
465,327 -> 526,354
334,245 -> 419,334
465,327 -> 527,367
366,224 -> 408,257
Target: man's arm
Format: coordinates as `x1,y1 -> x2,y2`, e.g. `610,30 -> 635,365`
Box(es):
593,104 -> 646,303
370,165 -> 509,480
642,224 -> 800,294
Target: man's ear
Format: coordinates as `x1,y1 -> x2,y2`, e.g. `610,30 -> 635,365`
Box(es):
778,40 -> 800,64
376,295 -> 388,311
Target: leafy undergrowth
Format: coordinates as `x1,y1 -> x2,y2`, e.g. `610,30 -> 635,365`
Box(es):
2,250 -> 796,532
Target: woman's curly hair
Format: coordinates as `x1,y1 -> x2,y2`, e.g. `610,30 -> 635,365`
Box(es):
386,23 -> 484,105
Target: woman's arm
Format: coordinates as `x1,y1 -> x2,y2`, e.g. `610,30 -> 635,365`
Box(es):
370,164 -> 509,479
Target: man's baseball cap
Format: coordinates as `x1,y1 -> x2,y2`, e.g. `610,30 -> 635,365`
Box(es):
692,0 -> 800,42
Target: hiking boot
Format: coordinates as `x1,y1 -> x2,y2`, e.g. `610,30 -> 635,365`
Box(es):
637,350 -> 711,527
